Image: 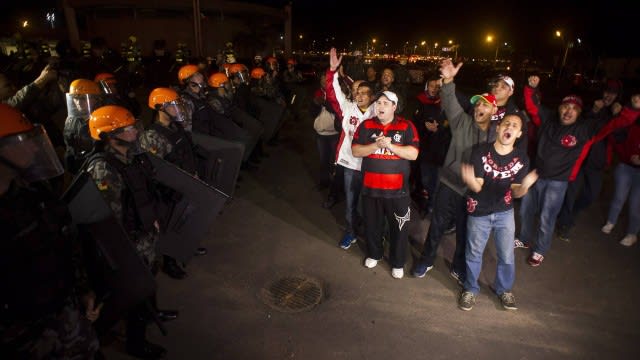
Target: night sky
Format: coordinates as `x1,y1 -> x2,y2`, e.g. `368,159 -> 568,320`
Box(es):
284,0 -> 637,58
1,0 -> 636,58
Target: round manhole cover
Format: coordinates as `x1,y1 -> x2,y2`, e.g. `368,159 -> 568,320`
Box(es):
260,276 -> 323,313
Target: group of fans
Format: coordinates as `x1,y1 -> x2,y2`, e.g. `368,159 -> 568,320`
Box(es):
313,48 -> 640,312
1,38 -> 305,359
1,34 -> 639,358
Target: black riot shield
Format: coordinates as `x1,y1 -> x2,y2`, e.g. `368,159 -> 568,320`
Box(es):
191,131 -> 243,197
148,154 -> 229,264
252,97 -> 285,142
61,172 -> 156,334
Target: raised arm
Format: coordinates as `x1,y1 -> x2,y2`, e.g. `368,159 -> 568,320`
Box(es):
325,48 -> 349,115
438,59 -> 466,129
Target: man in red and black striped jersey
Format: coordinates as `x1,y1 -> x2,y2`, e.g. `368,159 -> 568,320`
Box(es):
352,91 -> 419,279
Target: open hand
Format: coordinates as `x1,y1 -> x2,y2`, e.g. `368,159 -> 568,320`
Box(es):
329,48 -> 342,72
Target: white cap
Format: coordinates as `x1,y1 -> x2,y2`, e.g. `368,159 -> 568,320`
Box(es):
380,91 -> 398,104
497,75 -> 515,89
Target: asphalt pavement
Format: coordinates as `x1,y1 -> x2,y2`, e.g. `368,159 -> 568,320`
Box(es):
104,82 -> 639,360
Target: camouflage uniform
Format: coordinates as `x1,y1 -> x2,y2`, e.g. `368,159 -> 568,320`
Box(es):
87,147 -> 158,267
1,82 -> 41,111
1,182 -> 99,359
139,128 -> 173,158
250,76 -> 284,103
1,297 -> 100,360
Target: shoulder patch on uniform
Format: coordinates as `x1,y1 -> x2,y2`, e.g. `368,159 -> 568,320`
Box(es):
97,180 -> 109,191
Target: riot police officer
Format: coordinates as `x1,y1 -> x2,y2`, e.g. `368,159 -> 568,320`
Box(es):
141,87 -> 206,278
86,105 -> 170,359
63,78 -> 102,174
94,72 -> 141,117
0,103 -> 101,359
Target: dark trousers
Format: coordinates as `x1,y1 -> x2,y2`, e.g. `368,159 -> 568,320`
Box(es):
126,301 -> 151,349
362,195 -> 411,268
315,133 -> 339,187
557,166 -> 604,230
418,183 -> 467,275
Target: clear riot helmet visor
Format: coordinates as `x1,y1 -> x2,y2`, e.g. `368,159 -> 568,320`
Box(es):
237,70 -> 249,84
0,124 -> 64,183
66,93 -> 102,119
162,100 -> 189,123
98,79 -> 118,95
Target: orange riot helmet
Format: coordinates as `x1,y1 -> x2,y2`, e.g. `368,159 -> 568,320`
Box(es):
94,72 -> 118,94
265,56 -> 278,71
229,63 -> 249,84
0,104 -> 64,182
178,64 -> 200,84
69,79 -> 101,95
88,105 -> 137,140
148,87 -> 188,123
250,67 -> 266,79
67,79 -> 102,119
208,73 -> 229,88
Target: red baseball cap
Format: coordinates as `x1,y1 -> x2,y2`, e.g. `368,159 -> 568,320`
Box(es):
470,93 -> 497,107
560,95 -> 583,108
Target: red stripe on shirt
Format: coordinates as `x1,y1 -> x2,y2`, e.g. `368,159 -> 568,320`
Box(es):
363,172 -> 403,190
369,153 -> 401,160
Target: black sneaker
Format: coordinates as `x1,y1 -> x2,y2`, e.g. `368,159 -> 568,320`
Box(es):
450,268 -> 465,287
458,291 -> 475,311
444,225 -> 456,235
556,226 -> 570,242
499,292 -> 518,310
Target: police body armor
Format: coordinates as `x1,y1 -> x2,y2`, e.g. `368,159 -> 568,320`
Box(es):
94,152 -> 159,235
150,122 -> 197,175
0,183 -> 76,324
63,116 -> 94,174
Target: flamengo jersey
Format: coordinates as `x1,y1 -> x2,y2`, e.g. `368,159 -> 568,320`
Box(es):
325,69 -> 376,171
353,116 -> 419,198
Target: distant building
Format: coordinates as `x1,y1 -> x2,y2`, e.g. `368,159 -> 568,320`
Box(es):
63,0 -> 291,59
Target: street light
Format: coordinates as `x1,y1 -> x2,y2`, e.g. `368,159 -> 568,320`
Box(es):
554,29 -> 571,86
486,35 -> 498,62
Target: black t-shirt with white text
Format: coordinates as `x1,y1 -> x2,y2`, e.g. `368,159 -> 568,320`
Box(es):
466,142 -> 529,217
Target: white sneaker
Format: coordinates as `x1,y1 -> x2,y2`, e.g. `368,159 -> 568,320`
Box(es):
364,258 -> 378,268
391,268 -> 404,279
601,222 -> 614,234
620,234 -> 638,247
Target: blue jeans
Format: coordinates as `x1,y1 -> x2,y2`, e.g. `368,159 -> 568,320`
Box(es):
519,178 -> 568,255
343,166 -> 363,236
464,209 -> 515,295
607,163 -> 640,235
